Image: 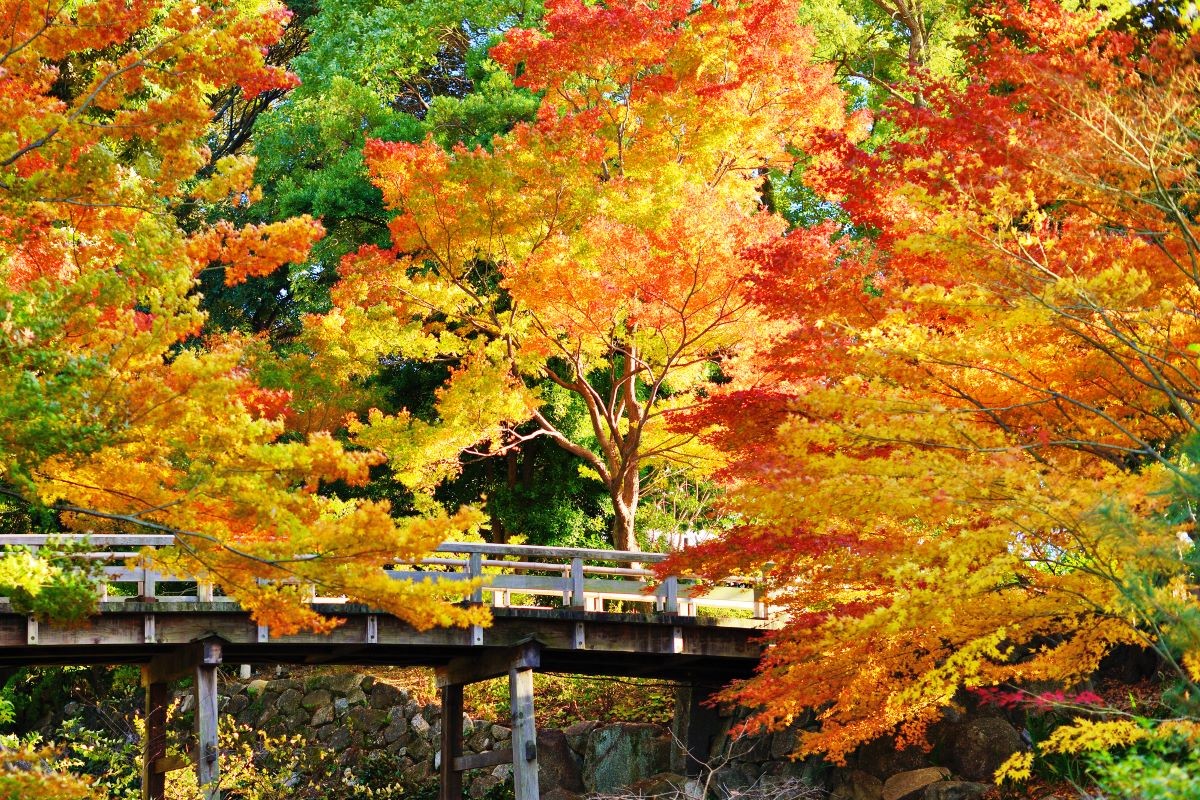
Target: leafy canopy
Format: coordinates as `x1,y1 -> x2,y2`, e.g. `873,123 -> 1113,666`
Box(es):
0,0 -> 488,634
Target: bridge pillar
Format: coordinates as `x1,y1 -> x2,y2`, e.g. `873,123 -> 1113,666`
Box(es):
141,637 -> 224,800
141,677 -> 168,800
672,682 -> 723,777
509,655 -> 539,800
194,640 -> 222,800
436,640 -> 542,800
440,682 -> 464,800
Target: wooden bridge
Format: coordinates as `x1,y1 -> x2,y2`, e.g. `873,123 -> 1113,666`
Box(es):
0,535 -> 774,800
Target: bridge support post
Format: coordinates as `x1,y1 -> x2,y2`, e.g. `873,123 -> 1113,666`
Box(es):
672,683 -> 722,777
194,640 -> 222,800
436,640 -> 542,800
509,656 -> 539,800
141,676 -> 168,800
142,638 -> 224,800
439,682 -> 464,800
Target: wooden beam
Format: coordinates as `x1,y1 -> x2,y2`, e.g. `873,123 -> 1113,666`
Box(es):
439,683 -> 464,800
142,677 -> 168,800
143,638 -> 223,685
194,639 -> 222,800
153,755 -> 190,774
510,657 -> 539,800
453,749 -> 513,771
435,639 -> 541,688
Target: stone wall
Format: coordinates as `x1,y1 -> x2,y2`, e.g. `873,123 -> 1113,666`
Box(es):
217,671 -> 679,799
216,671 -> 1024,800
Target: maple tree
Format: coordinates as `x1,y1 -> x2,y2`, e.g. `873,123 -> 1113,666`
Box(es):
323,0 -> 858,550
0,0 -> 487,634
215,0 -> 542,336
669,0 -> 1200,770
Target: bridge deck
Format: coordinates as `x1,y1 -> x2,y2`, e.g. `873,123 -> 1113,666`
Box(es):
0,536 -> 772,680
0,603 -> 766,682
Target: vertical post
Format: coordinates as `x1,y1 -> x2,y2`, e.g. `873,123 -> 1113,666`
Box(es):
468,551 -> 485,646
663,576 -> 679,614
439,683 -> 465,800
468,551 -> 484,603
142,674 -> 168,800
510,659 -> 540,800
753,585 -> 768,619
569,557 -> 585,609
194,640 -> 222,800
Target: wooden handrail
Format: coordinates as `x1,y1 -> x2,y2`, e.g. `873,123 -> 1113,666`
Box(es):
0,534 -> 765,619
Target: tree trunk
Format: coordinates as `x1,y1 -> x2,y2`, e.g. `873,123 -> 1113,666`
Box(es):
610,465 -> 640,552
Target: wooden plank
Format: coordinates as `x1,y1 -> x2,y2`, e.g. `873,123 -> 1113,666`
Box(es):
195,641 -> 222,800
144,639 -> 223,685
510,660 -> 539,800
439,683 -> 464,800
436,640 -> 541,688
434,542 -> 667,563
36,617 -> 144,646
154,755 -> 190,774
142,678 -> 168,800
484,575 -> 567,593
453,749 -> 513,771
384,570 -> 471,583
0,534 -> 175,547
0,617 -> 25,646
581,577 -> 661,597
681,585 -> 754,602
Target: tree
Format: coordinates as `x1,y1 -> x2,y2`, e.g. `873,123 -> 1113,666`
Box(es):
0,0 -> 486,634
670,0 -> 1200,767
204,0 -> 542,339
323,0 -> 857,550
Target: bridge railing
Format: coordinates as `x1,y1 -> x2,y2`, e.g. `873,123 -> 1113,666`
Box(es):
0,535 -> 766,619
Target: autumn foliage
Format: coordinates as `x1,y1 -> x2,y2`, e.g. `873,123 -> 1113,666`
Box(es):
8,0 -> 1200,787
326,0 -> 857,549
669,0 -> 1200,768
0,0 -> 484,634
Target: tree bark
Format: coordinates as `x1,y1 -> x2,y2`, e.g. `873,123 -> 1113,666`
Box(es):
610,463 -> 640,552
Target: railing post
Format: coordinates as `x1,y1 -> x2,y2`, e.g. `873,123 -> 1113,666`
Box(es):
569,557 -> 585,609
753,585 -> 768,620
140,564 -> 156,600
469,551 -> 484,604
663,576 -> 679,614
